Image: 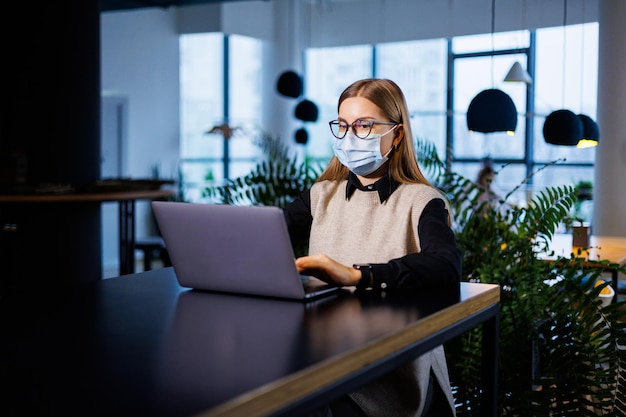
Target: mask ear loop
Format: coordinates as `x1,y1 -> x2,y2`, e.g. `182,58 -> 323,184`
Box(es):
388,125 -> 404,154
384,139 -> 401,158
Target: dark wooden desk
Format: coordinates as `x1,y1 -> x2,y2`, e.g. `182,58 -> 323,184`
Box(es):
0,268 -> 500,417
0,189 -> 174,275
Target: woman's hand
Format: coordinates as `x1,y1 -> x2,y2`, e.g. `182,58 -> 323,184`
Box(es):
295,254 -> 362,287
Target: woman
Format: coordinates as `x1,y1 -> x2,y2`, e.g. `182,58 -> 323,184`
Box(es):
283,78 -> 461,417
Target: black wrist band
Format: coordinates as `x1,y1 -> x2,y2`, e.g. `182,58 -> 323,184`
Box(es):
353,263 -> 373,289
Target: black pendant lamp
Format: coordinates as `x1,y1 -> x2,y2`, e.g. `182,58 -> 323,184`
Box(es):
295,128 -> 309,145
294,99 -> 319,122
466,0 -> 517,135
276,70 -> 303,98
577,114 -> 599,148
466,89 -> 518,134
543,109 -> 583,146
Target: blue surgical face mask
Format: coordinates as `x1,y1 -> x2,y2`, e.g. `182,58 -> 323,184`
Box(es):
333,131 -> 391,176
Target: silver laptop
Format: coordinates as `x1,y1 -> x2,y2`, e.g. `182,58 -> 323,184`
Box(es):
151,201 -> 339,300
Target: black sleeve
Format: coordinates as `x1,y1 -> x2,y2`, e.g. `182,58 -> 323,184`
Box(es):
366,198 -> 462,290
282,189 -> 313,253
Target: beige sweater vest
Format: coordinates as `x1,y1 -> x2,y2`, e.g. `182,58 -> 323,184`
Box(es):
309,180 -> 456,417
309,180 -> 445,264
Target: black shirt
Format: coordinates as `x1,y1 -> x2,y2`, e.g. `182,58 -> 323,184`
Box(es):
282,173 -> 462,291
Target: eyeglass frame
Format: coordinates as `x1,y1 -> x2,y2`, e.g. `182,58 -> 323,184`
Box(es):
328,119 -> 399,140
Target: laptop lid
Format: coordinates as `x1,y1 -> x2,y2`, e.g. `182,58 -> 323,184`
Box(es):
151,201 -> 338,300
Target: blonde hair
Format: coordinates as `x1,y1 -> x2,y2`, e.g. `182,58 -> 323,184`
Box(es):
317,78 -> 431,185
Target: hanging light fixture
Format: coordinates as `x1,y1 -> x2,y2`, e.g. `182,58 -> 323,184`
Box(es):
466,0 -> 518,135
295,128 -> 309,145
576,114 -> 599,148
543,0 -> 584,147
467,89 -> 518,134
543,109 -> 582,146
275,2 -> 302,99
276,70 -> 302,98
504,61 -> 532,84
503,1 -> 532,84
294,99 -> 319,122
574,1 -> 599,149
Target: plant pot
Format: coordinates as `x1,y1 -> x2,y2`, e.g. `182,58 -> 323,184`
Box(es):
572,225 -> 590,247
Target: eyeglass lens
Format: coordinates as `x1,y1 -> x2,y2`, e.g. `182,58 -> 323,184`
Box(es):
330,119 -> 375,139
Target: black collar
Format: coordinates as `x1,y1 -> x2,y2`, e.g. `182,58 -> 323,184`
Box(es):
345,172 -> 398,203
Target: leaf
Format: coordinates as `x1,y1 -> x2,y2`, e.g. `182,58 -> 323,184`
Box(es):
203,133 -> 322,208
430,147 -> 626,416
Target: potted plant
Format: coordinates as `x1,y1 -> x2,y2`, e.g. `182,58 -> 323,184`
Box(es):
571,180 -> 593,247
416,139 -> 626,416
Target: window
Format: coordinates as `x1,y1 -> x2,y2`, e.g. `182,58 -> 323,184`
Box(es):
179,23 -> 598,205
305,45 -> 373,161
377,39 -> 448,165
179,33 -> 265,202
534,24 -> 598,131
303,23 -> 598,202
451,30 -> 531,193
532,23 -> 597,190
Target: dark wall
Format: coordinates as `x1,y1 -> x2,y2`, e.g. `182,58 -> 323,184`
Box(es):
1,1 -> 100,189
0,1 -> 102,292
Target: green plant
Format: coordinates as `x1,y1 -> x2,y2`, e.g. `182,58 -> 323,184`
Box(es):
203,135 -> 626,415
576,180 -> 593,200
416,139 -> 626,416
203,133 -> 322,208
572,180 -> 594,225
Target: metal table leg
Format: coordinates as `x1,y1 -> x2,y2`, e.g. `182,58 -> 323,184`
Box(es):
482,308 -> 500,417
118,199 -> 135,275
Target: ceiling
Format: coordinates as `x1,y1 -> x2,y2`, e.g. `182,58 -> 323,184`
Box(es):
100,0 -> 253,12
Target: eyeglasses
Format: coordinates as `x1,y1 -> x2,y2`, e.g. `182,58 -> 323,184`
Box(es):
329,119 -> 398,140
